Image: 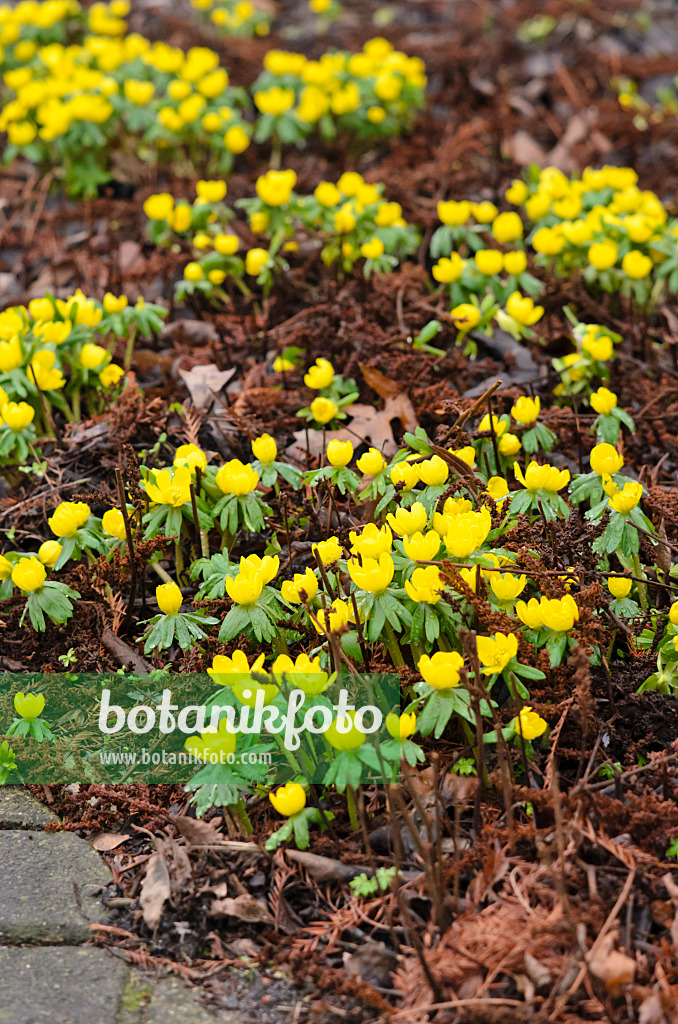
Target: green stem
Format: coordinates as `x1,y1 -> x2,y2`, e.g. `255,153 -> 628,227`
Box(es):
410,640 -> 424,664
346,785 -> 359,834
437,632 -> 453,652
123,327 -> 137,371
383,619 -> 405,667
235,797 -> 253,836
150,562 -> 173,584
175,538 -> 184,582
631,553 -> 649,614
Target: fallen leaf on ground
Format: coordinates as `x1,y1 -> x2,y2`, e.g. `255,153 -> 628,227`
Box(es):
92,832 -> 133,851
179,364 -> 236,409
209,894 -> 273,924
139,850 -> 171,931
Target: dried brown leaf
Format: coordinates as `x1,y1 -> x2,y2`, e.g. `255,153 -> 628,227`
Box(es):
140,851 -> 171,932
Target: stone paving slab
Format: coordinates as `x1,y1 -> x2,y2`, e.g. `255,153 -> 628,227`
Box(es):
0,830 -> 111,944
0,946 -> 129,1024
0,787 -> 58,830
137,974 -> 247,1023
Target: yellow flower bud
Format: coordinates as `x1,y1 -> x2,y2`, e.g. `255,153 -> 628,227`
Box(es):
156,581 -> 183,615
252,433 -> 277,463
269,782 -> 306,816
12,556 -> 46,592
38,541 -> 62,568
418,651 -> 464,689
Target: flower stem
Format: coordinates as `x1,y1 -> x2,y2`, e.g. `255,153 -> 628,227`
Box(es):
123,327 -> 137,372
383,620 -> 405,667
150,562 -> 173,584
346,785 -> 360,834
631,553 -> 649,613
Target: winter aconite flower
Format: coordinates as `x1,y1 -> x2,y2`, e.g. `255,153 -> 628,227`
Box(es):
350,523 -> 392,558
208,650 -> 266,686
621,250 -> 652,279
304,357 -> 335,390
432,254 -> 464,283
314,537 -> 343,564
475,249 -> 503,275
270,783 -> 306,817
48,502 -> 91,538
418,651 -> 464,689
156,581 -> 182,615
326,712 -> 366,751
492,211 -> 523,242
451,303 -> 481,333
505,292 -> 543,326
609,480 -> 643,513
38,541 -> 62,568
608,577 -> 632,599
144,467 -> 192,507
357,447 -> 386,476
514,461 -> 570,493
14,692 -> 45,719
347,553 -> 394,594
385,712 -> 417,740
402,531 -> 440,562
516,706 -> 548,740
12,557 -> 46,592
102,509 -> 126,540
1,402 -> 34,431
327,440 -> 353,467
590,388 -> 617,416
387,502 -> 427,537
216,460 -> 259,496
476,632 -> 518,674
489,571 -> 526,602
174,444 -> 207,472
511,396 -> 540,425
404,565 -> 443,604
310,397 -> 338,424
281,567 -> 318,604
252,433 -> 277,463
590,443 -> 624,476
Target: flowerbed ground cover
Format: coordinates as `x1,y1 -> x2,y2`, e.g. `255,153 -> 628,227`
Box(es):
2,0 -> 678,1021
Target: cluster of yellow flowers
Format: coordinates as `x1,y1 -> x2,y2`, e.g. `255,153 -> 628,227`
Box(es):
251,38 -> 427,146
144,170 -> 419,295
189,0 -> 271,37
0,290 -> 165,447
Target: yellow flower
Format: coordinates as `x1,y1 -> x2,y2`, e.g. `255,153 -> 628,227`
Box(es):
281,567 -> 318,604
445,508 -> 491,558
608,577 -> 632,599
208,650 -> 266,687
475,249 -> 503,275
356,447 -> 386,476
325,439 -> 352,467
476,632 -> 518,674
437,200 -> 471,226
48,501 -> 90,538
349,523 -> 392,559
668,602 -> 678,626
449,446 -> 475,467
514,460 -> 570,493
489,572 -> 526,602
387,502 -> 427,537
143,193 -> 174,220
451,303 -> 481,332
314,181 -> 342,207
478,413 -> 507,437
225,568 -> 265,606
196,179 -> 227,203
170,204 -> 192,232
144,466 -> 192,507
0,553 -> 13,581
34,320 -> 72,345
404,565 -> 443,604
38,541 -> 62,568
273,355 -> 294,372
1,401 -> 34,431
314,600 -> 351,637
505,291 -> 543,326
326,712 -> 366,751
103,293 -> 127,314
516,597 -> 543,629
174,444 -> 207,472
419,455 -> 448,486
390,461 -> 419,491
347,553 -> 394,594
314,536 -> 343,564
540,594 -> 579,631
100,365 -> 125,388
14,692 -> 45,720
254,86 -> 295,117
269,782 -> 306,817
102,509 -> 127,540
505,179 -> 529,205
609,480 -> 642,513
255,168 -> 297,206
532,226 -> 565,256
246,248 -> 269,276
588,240 -> 618,271
124,79 -> 154,105
0,335 -> 23,374
590,443 -> 624,476
503,250 -> 527,275
418,651 -> 464,689
250,211 -> 270,234
385,712 -> 417,740
621,250 -> 652,280
472,201 -> 498,223
216,460 -> 259,496
29,350 -> 65,391
12,556 -> 46,592
252,433 -> 277,463
492,211 -> 523,243
432,253 -> 464,283
304,357 -> 334,390
498,433 -> 521,456
361,237 -> 385,260
486,476 -> 509,502
310,396 -> 338,424
224,124 -> 251,153
516,705 -> 547,740
184,718 -> 236,762
334,205 -> 357,234
582,328 -> 613,362
156,581 -> 182,615
184,262 -> 203,283
214,233 -> 239,255
402,530 -> 440,562
80,343 -> 108,370
511,395 -> 540,424
590,387 -> 617,416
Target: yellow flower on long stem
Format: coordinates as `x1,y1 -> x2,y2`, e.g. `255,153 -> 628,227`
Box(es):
144,466 -> 192,506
